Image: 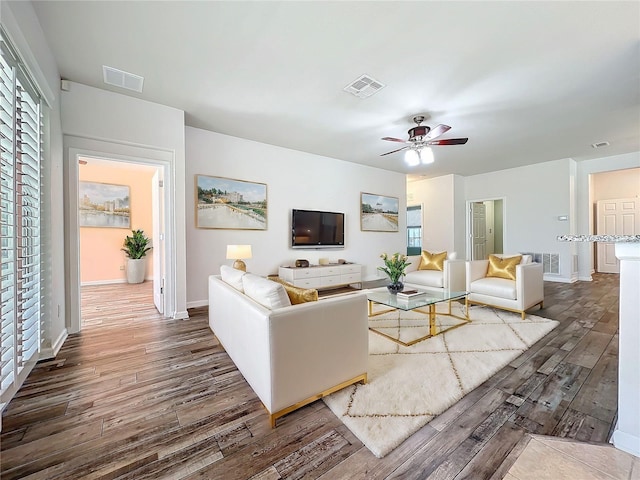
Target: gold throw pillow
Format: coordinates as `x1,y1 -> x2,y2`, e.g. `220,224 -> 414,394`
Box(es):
486,254 -> 522,281
269,277 -> 318,304
418,250 -> 447,271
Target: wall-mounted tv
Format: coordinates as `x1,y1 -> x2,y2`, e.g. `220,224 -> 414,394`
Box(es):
291,209 -> 345,249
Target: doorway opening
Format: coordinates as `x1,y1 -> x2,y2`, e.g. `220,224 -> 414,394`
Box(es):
591,167 -> 640,274
77,157 -> 164,327
467,198 -> 505,260
64,137 -> 176,335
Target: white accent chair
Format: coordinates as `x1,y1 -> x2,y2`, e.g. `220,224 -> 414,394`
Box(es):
465,254 -> 544,319
404,252 -> 466,292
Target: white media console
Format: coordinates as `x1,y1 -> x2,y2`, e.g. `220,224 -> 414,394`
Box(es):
278,264 -> 362,290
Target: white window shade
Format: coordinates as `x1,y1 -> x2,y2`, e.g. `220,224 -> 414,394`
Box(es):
0,29 -> 42,410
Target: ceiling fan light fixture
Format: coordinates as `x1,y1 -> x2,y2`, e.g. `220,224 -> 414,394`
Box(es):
419,147 -> 434,164
404,149 -> 420,166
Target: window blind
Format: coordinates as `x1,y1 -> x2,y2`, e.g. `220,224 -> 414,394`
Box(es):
0,29 -> 42,409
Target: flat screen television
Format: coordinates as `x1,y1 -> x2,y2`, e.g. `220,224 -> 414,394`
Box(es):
291,209 -> 345,249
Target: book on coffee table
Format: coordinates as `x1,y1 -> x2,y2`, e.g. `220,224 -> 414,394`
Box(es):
396,289 -> 426,299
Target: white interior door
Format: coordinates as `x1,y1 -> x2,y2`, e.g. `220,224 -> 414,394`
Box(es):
596,197 -> 639,273
471,202 -> 487,260
152,169 -> 165,314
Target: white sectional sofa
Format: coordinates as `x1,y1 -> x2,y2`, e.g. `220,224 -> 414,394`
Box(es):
403,253 -> 466,292
208,273 -> 368,427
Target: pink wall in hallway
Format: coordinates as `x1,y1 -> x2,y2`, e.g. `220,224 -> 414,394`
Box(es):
79,161 -> 156,284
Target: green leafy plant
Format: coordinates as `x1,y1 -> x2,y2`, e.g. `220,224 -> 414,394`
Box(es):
378,252 -> 411,283
121,229 -> 152,259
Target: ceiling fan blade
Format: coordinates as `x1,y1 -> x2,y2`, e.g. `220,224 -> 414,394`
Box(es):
424,124 -> 451,141
381,136 -> 407,143
427,138 -> 468,146
380,146 -> 409,156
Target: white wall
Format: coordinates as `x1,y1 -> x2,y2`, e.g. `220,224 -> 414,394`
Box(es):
61,82 -> 188,320
465,159 -> 575,281
185,127 -> 407,307
2,0 -> 66,357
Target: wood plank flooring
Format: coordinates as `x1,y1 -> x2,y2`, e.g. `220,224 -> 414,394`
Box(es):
0,274 -> 621,479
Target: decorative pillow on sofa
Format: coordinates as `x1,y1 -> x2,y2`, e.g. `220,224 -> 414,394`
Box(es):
269,277 -> 319,304
242,273 -> 292,309
418,250 -> 447,271
486,254 -> 522,281
220,265 -> 246,291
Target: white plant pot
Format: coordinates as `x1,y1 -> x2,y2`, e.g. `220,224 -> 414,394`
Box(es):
126,258 -> 146,284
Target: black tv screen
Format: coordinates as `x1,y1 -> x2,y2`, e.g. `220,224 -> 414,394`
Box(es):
291,209 -> 345,249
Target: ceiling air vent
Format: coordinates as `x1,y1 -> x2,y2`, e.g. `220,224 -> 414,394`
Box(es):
591,141 -> 610,149
103,65 -> 144,93
343,74 -> 385,98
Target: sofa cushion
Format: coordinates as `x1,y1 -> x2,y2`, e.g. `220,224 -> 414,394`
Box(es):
418,250 -> 447,271
495,253 -> 532,264
470,277 -> 517,300
220,265 -> 246,291
486,254 -> 522,281
520,255 -> 532,264
242,273 -> 292,309
404,270 -> 444,288
269,277 -> 318,304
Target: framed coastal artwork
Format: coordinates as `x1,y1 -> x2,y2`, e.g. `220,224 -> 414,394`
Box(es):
195,174 -> 268,230
360,192 -> 399,232
79,181 -> 131,228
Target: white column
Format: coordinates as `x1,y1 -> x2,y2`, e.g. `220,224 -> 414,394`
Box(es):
612,242 -> 640,457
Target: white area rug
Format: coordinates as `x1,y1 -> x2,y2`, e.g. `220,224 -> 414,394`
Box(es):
322,304 -> 559,458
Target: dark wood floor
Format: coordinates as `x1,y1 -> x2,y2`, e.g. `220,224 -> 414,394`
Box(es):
1,274 -> 620,479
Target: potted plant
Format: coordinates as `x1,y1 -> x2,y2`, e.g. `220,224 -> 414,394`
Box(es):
122,229 -> 152,284
378,252 -> 411,294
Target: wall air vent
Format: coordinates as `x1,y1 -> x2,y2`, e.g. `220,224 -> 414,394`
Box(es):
103,65 -> 144,93
542,253 -> 560,274
343,74 -> 385,98
591,141 -> 610,149
523,252 -> 560,275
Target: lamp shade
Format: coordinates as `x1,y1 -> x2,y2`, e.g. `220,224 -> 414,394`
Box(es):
419,147 -> 434,164
404,149 -> 420,166
226,244 -> 252,260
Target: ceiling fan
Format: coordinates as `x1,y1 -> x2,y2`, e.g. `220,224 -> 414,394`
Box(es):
381,116 -> 468,166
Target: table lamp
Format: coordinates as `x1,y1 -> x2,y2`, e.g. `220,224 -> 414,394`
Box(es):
226,244 -> 252,272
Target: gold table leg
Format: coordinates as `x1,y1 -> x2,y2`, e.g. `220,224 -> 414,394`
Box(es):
369,299 -> 471,347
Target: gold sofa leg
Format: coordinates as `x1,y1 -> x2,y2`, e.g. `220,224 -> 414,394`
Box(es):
269,373 -> 367,428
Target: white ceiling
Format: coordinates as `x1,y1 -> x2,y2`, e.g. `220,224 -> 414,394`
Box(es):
32,1 -> 640,178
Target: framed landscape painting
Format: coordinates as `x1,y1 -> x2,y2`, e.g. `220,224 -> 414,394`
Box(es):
361,192 -> 399,232
79,181 -> 130,228
196,174 -> 267,230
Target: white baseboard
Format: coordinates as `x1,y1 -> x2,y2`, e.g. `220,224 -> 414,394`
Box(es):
81,279 -> 126,286
173,310 -> 190,320
40,328 -> 69,359
81,276 -> 153,287
543,275 -> 576,283
578,275 -> 593,282
612,429 -> 640,457
187,300 -> 208,309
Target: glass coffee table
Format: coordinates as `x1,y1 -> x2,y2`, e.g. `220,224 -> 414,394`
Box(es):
366,287 -> 469,347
